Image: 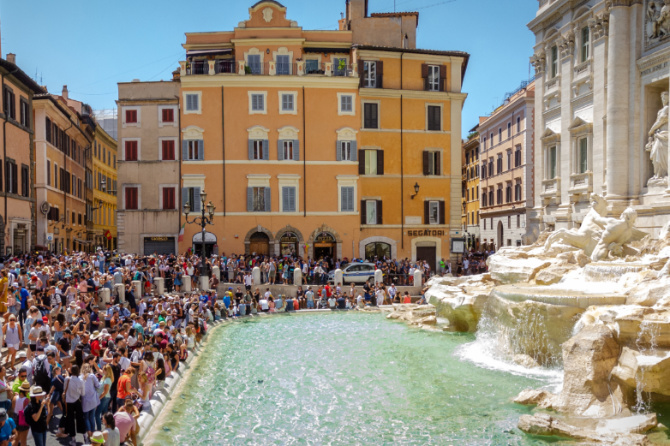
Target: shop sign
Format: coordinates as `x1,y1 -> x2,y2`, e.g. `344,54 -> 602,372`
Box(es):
407,230 -> 446,237
149,237 -> 173,242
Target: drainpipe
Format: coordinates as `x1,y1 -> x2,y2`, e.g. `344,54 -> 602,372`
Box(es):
221,87 -> 226,217
302,86 -> 306,218
62,119 -> 73,252
1,66 -> 19,254
400,52 -> 404,250
176,94 -> 182,254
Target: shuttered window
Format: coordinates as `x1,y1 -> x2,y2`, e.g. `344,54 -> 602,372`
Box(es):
251,94 -> 264,112
340,186 -> 354,212
247,187 -> 270,212
427,106 -> 441,131
162,140 -> 176,160
363,103 -> 378,129
424,200 -> 445,225
249,140 -> 268,160
362,200 -> 383,225
125,109 -> 137,123
422,151 -> 441,176
125,187 -> 138,210
281,186 -> 296,212
124,140 -> 138,161
182,187 -> 201,212
162,187 -> 176,210
161,108 -> 174,123
185,94 -> 199,111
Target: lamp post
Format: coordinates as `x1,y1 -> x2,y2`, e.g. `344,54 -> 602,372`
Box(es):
183,190 -> 216,287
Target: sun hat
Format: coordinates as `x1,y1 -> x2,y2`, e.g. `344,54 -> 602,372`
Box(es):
19,382 -> 30,392
17,351 -> 27,359
90,431 -> 105,444
90,331 -> 101,340
29,386 -> 46,397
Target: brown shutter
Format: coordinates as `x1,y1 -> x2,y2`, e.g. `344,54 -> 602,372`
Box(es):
423,151 -> 430,175
440,65 -> 447,92
358,151 -> 365,174
360,200 -> 366,225
377,150 -> 384,175
439,201 -> 445,224
376,61 -> 383,88
436,152 -> 441,175
424,201 -> 430,224
377,200 -> 383,225
422,64 -> 429,91
358,62 -> 364,88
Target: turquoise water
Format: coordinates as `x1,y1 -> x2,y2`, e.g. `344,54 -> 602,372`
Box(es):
148,313 -> 560,445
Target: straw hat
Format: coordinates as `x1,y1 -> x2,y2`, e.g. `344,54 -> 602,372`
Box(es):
90,431 -> 105,444
29,386 -> 46,398
19,382 -> 30,393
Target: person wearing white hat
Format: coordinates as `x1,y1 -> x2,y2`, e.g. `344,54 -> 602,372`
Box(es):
23,386 -> 49,446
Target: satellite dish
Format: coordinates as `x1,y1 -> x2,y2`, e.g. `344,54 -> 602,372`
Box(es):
40,201 -> 50,215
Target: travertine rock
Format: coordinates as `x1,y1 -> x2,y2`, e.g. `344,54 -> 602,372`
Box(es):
534,265 -> 575,285
612,346 -> 670,396
513,388 -> 553,406
487,255 -> 551,284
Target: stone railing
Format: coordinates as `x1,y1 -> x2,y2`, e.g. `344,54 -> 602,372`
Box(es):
180,60 -> 359,78
541,177 -> 561,200
569,171 -> 593,196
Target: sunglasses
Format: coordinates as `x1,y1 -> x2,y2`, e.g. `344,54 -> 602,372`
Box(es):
19,374 -> 26,378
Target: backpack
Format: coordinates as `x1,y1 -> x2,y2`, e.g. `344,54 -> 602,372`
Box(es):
33,355 -> 51,389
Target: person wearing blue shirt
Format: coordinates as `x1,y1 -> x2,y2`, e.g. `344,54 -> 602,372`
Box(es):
0,408 -> 16,445
223,288 -> 232,309
18,287 -> 30,328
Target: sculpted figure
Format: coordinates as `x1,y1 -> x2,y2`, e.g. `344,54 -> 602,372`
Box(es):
647,91 -> 670,179
544,194 -> 614,256
591,208 -> 638,262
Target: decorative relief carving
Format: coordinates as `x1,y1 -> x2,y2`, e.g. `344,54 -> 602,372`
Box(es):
589,12 -> 610,41
645,0 -> 670,50
531,52 -> 547,75
262,7 -> 274,22
560,31 -> 576,58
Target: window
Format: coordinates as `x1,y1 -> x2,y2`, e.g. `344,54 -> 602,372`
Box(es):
488,158 -> 493,177
515,180 -> 522,201
333,57 -> 347,76
250,93 -> 266,114
484,219 -> 487,230
428,65 -> 440,91
337,141 -> 357,161
247,187 -> 270,212
276,55 -> 290,75
497,154 -> 503,174
578,137 -> 588,174
281,93 -> 294,112
497,186 -> 503,205
506,183 -> 512,203
498,128 -> 502,142
363,61 -> 377,88
247,54 -> 261,74
551,45 -> 558,78
125,187 -> 138,210
427,106 -> 441,131
183,187 -> 201,212
162,140 -> 176,161
548,145 -> 557,179
363,103 -> 378,129
281,186 -> 296,212
20,164 -> 28,197
184,140 -> 203,160
364,200 -> 382,224
53,163 -> 58,189
340,186 -> 354,212
19,99 -> 29,128
46,160 -> 51,186
517,214 -> 521,228
425,200 -> 444,225
161,108 -> 174,123
423,151 -> 441,175
488,189 -> 493,207
507,150 -> 512,171
124,140 -> 138,161
3,87 -> 15,120
507,123 -> 511,139
125,109 -> 137,124
305,59 -> 319,74
162,187 -> 176,210
581,26 -> 590,63
185,93 -> 199,112
481,163 -> 487,180
508,216 -> 511,230
360,149 -> 384,175
517,117 -> 521,133
249,140 -> 267,160
515,145 -> 522,167
340,94 -> 353,114
282,140 -> 294,160
483,136 -> 487,150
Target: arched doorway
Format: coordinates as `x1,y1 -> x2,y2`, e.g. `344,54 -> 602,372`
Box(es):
365,242 -> 391,260
249,232 -> 270,256
192,231 -> 217,257
279,232 -> 299,257
497,221 -> 504,251
313,232 -> 336,259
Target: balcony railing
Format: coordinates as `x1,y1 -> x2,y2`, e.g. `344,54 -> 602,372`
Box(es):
182,59 -> 358,78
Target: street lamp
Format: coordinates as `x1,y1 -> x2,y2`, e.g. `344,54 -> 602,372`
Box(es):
410,182 -> 420,199
183,190 -> 216,285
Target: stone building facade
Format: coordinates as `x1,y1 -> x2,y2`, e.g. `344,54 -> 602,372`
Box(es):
176,0 -> 468,269
479,81 -> 536,250
462,128 -> 481,251
116,80 -> 181,255
529,0 -> 670,235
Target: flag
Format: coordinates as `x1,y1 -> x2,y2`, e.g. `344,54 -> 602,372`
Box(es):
178,223 -> 186,242
104,230 -> 112,240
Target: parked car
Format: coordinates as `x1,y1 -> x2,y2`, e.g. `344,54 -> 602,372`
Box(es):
328,262 -> 376,284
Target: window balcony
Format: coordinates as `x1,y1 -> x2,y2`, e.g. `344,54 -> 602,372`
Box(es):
568,172 -> 592,196
541,178 -> 561,201
180,59 -> 359,78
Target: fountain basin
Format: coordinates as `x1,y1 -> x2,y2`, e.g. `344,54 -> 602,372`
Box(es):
494,284 -> 627,309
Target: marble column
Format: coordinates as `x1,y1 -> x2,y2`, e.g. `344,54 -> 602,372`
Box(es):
605,3 -> 631,199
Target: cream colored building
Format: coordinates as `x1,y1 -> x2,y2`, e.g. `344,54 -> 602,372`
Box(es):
479,81 -> 535,249
529,0 -> 670,235
116,80 -> 181,255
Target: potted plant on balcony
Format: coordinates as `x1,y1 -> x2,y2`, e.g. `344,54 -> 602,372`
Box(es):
337,58 -> 347,74
245,65 -> 252,74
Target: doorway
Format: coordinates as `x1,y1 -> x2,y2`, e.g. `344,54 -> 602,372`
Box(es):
313,232 -> 335,259
416,245 -> 436,273
497,221 -> 504,251
249,232 -> 270,256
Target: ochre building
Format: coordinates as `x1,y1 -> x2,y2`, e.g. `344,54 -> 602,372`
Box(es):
177,0 -> 468,268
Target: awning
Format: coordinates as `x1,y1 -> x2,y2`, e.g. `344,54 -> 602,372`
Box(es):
192,232 -> 217,243
187,49 -> 232,57
303,47 -> 351,54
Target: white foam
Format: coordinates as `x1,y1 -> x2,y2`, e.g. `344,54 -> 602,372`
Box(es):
454,339 -> 563,392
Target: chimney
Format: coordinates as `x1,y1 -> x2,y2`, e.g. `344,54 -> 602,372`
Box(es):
6,53 -> 15,65
62,85 -> 68,100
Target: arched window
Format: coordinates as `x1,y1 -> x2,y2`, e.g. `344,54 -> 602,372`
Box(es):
365,242 -> 391,260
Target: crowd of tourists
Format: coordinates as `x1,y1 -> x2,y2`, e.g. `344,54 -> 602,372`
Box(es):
0,248 -> 439,446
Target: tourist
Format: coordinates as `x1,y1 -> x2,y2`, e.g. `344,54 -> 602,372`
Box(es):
3,315 -> 22,370
81,364 -> 100,439
102,412 -> 121,446
58,365 -> 87,443
115,398 -> 140,445
12,381 -> 30,446
23,385 -> 49,446
0,408 -> 17,446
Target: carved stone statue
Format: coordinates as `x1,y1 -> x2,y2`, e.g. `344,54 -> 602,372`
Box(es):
544,194 -> 615,256
591,208 -> 640,262
649,0 -> 670,39
647,91 -> 669,179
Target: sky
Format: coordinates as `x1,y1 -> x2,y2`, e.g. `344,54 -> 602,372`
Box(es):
0,0 -> 537,135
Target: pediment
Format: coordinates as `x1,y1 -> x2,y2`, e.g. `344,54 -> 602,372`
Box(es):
568,116 -> 592,131
242,1 -> 296,28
